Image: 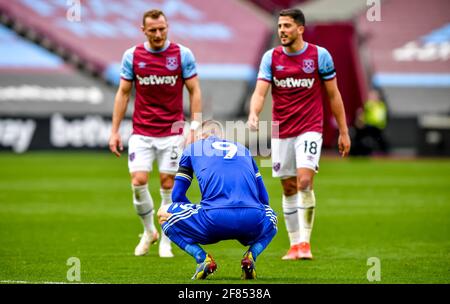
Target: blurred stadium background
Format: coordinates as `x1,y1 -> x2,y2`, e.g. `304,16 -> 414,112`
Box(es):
0,0 -> 449,284
0,0 -> 448,155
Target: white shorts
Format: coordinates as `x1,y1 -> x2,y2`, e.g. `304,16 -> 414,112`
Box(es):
271,132 -> 323,178
128,134 -> 185,174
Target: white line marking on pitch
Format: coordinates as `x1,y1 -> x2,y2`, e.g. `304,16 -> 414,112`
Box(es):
0,280 -> 102,284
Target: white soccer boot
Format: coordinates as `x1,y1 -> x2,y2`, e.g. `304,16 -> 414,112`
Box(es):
134,230 -> 159,256
158,232 -> 174,258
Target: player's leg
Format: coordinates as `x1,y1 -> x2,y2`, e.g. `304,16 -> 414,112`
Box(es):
296,168 -> 315,259
158,173 -> 175,257
128,135 -> 159,256
241,206 -> 278,279
281,177 -> 300,250
294,132 -> 323,259
272,137 -> 301,259
161,204 -> 217,280
155,135 -> 184,258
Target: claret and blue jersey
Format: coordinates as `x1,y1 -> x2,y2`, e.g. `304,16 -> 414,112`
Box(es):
257,42 -> 336,82
120,40 -> 197,81
119,40 -> 198,137
257,42 -> 337,138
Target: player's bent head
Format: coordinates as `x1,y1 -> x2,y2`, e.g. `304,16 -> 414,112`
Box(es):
279,8 -> 305,26
199,120 -> 224,140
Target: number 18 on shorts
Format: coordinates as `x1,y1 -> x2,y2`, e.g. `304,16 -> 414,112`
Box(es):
271,132 -> 323,177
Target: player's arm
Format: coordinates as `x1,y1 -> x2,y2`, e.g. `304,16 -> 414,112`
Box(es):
323,78 -> 351,157
158,155 -> 193,224
318,46 -> 351,157
181,47 -> 202,144
109,79 -> 132,157
184,76 -> 202,144
256,174 -> 270,206
109,48 -> 134,157
172,167 -> 193,204
185,76 -> 202,121
248,80 -> 270,131
171,152 -> 194,204
159,174 -> 191,224
248,49 -> 273,131
252,158 -> 269,205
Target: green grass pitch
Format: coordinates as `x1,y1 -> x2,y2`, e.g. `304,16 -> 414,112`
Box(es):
0,152 -> 449,284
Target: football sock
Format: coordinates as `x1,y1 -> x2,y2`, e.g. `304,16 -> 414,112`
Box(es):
282,193 -> 301,245
249,229 -> 276,262
132,184 -> 156,234
185,244 -> 207,264
167,230 -> 206,263
298,190 -> 316,243
249,217 -> 277,261
160,188 -> 173,206
249,243 -> 263,261
160,188 -> 173,247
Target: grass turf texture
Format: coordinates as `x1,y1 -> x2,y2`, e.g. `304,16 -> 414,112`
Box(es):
0,152 -> 449,284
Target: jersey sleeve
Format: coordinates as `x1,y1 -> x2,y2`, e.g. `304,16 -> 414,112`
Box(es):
120,47 -> 135,81
180,45 -> 198,80
317,46 -> 336,81
175,149 -> 193,183
256,49 -> 274,82
251,157 -> 262,180
251,157 -> 269,205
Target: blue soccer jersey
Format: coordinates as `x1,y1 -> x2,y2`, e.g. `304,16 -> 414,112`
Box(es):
175,136 -> 265,210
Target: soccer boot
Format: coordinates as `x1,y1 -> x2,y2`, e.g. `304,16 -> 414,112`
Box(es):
158,233 -> 174,258
241,251 -> 256,280
282,244 -> 300,260
298,242 -> 313,260
134,230 -> 159,256
191,254 -> 217,280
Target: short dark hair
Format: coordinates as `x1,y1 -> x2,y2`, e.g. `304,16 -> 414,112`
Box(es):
142,9 -> 166,26
279,8 -> 305,26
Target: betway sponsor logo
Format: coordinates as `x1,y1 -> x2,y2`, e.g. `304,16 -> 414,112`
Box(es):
136,75 -> 178,86
0,118 -> 36,153
273,77 -> 315,89
51,114 -> 132,148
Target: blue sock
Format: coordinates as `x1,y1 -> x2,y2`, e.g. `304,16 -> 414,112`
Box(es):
185,244 -> 207,264
249,243 -> 264,261
249,229 -> 277,261
165,229 -> 206,263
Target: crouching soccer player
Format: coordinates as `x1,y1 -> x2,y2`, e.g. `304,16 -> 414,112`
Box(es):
157,121 -> 277,280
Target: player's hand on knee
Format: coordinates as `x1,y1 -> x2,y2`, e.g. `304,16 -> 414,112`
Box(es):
157,207 -> 172,224
109,132 -> 123,157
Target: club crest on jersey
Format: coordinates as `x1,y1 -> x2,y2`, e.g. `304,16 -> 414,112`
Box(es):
273,162 -> 280,172
138,62 -> 146,69
276,65 -> 284,71
302,59 -> 315,73
166,56 -> 178,71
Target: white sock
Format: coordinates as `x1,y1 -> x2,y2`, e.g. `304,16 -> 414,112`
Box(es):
132,184 -> 156,235
282,193 -> 301,246
298,190 -> 316,243
159,188 -> 173,248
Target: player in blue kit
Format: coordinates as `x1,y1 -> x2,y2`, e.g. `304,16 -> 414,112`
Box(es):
157,120 -> 277,280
